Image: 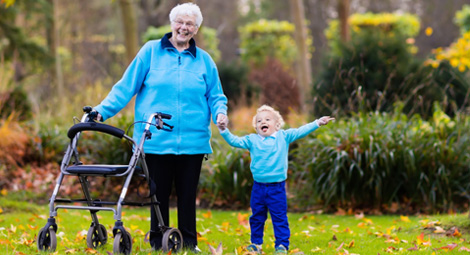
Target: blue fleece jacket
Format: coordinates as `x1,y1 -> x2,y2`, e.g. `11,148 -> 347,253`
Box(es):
220,121 -> 320,183
94,33 -> 227,155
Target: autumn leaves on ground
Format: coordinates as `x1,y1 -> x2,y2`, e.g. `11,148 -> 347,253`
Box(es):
1,201 -> 470,254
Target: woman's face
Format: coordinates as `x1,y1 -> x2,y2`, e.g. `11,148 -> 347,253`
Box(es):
171,14 -> 198,47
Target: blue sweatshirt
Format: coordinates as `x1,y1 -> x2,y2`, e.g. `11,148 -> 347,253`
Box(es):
220,121 -> 320,183
94,33 -> 227,154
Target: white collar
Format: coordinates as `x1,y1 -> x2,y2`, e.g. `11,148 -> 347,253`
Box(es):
258,131 -> 278,140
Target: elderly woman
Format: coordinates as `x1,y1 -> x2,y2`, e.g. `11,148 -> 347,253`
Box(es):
93,2 -> 228,253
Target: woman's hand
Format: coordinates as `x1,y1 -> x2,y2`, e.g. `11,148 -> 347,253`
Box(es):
216,113 -> 228,131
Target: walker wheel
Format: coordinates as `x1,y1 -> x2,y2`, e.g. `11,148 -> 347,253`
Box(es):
113,230 -> 132,255
86,224 -> 108,248
37,227 -> 57,252
162,228 -> 183,253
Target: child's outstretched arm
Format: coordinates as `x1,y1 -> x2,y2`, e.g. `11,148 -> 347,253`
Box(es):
317,116 -> 335,126
285,116 -> 335,143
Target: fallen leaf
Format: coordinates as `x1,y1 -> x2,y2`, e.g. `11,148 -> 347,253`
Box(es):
459,246 -> 470,251
433,226 -> 445,233
336,242 -> 344,251
203,211 -> 212,219
400,215 -> 410,222
452,228 -> 462,237
208,242 -> 223,255
407,244 -> 419,251
437,243 -> 458,251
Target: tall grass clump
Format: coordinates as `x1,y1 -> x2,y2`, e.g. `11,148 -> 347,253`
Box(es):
200,130 -> 253,209
289,103 -> 470,214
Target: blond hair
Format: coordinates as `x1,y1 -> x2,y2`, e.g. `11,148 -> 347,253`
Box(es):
252,105 -> 285,129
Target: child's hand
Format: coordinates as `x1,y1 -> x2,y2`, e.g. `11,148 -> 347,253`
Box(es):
217,124 -> 226,131
318,116 -> 335,126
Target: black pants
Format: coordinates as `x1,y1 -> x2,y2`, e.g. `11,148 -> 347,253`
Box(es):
146,154 -> 204,249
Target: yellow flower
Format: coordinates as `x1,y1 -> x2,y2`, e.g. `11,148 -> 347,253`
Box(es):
425,27 -> 433,36
450,58 -> 459,67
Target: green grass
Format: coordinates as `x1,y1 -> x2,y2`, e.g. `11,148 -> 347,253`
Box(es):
1,198 -> 470,254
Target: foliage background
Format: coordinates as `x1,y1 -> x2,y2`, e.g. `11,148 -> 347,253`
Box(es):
1,1 -> 470,216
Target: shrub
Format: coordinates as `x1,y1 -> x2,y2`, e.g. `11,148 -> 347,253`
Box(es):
239,19 -> 300,68
454,4 -> 470,34
314,12 -> 470,118
200,134 -> 253,209
0,86 -> 33,121
289,104 -> 470,214
313,28 -> 420,117
217,61 -> 257,108
239,19 -> 307,115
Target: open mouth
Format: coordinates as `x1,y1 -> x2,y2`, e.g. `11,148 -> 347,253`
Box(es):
261,125 -> 268,132
178,30 -> 190,36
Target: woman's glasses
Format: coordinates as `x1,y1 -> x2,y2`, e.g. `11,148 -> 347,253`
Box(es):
173,20 -> 196,29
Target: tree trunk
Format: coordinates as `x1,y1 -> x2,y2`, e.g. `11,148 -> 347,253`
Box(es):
119,0 -> 139,64
53,0 -> 64,100
290,0 -> 312,111
338,0 -> 350,41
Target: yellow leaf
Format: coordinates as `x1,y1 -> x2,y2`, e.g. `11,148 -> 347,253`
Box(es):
290,248 -> 301,253
347,240 -> 355,248
203,210 -> 212,219
0,189 -> 7,196
400,215 -> 410,222
130,224 -> 139,230
362,218 -> 373,225
311,247 -> 322,252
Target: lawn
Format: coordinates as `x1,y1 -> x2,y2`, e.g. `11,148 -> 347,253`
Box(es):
1,196 -> 470,254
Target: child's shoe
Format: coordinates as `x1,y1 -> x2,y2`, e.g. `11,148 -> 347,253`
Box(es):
274,244 -> 288,254
246,244 -> 262,254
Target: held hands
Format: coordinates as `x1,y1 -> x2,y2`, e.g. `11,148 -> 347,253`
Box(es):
317,116 -> 335,126
216,113 -> 229,131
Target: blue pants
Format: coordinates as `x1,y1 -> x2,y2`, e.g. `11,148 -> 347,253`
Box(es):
250,180 -> 290,250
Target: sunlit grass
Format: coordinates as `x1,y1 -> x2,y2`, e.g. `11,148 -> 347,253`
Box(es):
1,199 -> 470,254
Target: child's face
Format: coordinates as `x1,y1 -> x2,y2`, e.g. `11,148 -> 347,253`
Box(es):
255,111 -> 280,137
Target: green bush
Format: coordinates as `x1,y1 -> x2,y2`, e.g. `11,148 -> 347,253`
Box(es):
325,12 -> 420,57
313,29 -> 420,117
314,12 -> 470,118
455,4 -> 470,34
238,19 -> 300,68
217,61 -> 258,108
399,61 -> 470,118
289,104 -> 470,213
200,135 -> 253,209
0,86 -> 33,121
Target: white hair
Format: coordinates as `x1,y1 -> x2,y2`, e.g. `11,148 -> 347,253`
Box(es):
252,105 -> 285,129
169,3 -> 203,27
